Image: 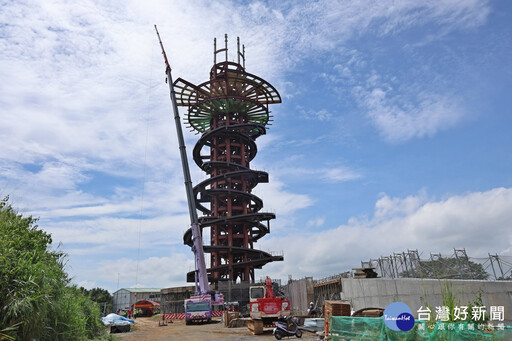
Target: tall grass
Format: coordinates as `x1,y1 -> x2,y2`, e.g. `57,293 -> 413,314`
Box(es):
0,198 -> 108,340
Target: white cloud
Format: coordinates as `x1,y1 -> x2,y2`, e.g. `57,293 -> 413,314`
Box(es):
0,0 -> 497,291
97,255 -> 194,289
76,280 -> 97,290
321,167 -> 361,182
260,187 -> 512,279
252,177 -> 313,216
305,1 -> 489,142
323,47 -> 468,143
44,214 -> 190,251
374,191 -> 427,219
300,108 -> 333,121
0,0 -> 490,182
355,86 -> 464,142
307,217 -> 325,228
272,166 -> 361,183
280,0 -> 489,54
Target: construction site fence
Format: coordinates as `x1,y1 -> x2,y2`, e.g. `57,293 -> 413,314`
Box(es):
329,316 -> 512,341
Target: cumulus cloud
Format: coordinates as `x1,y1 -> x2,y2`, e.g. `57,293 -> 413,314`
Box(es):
260,187 -> 512,279
374,191 -> 427,219
252,177 -> 313,216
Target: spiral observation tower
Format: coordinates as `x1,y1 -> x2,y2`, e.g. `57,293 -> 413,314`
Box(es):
174,35 -> 282,283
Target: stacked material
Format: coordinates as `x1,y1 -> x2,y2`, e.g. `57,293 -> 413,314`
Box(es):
352,267 -> 378,278
324,300 -> 351,316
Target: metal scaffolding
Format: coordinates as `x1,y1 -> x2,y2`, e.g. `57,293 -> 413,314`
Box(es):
362,249 -> 512,280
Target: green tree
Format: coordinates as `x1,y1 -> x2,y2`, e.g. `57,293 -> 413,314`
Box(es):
81,287 -> 113,314
0,197 -> 108,340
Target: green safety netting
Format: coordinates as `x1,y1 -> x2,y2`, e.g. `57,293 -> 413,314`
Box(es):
329,316 -> 512,341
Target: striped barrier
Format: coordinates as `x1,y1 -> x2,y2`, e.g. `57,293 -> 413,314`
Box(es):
163,313 -> 185,320
162,311 -> 224,320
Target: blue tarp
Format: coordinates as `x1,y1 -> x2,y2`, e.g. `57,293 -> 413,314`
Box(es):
101,313 -> 134,326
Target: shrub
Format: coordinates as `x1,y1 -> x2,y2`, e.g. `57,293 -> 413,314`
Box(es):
0,197 -> 108,340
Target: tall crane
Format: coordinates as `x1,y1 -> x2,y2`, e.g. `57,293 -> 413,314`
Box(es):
155,25 -> 223,324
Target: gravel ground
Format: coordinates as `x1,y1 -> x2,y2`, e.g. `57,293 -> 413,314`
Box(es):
113,316 -> 320,341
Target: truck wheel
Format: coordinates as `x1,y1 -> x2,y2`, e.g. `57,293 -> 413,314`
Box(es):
296,329 -> 302,338
185,320 -> 191,325
274,330 -> 284,340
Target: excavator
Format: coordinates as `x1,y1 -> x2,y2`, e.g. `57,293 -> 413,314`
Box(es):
250,277 -> 290,323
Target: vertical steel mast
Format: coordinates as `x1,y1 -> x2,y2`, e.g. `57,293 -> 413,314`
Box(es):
154,25 -> 209,294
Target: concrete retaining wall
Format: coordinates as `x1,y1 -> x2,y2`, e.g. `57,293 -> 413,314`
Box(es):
340,278 -> 512,323
282,277 -> 315,315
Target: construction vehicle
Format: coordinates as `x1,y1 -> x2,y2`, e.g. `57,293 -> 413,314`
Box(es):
247,277 -> 290,334
183,293 -> 224,324
155,26 -> 224,325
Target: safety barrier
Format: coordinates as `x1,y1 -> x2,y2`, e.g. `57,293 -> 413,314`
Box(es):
162,310 -> 224,320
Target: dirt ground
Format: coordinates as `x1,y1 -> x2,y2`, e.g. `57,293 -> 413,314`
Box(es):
113,316 -> 319,341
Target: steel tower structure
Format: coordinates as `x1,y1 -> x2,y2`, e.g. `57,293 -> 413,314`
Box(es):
174,35 -> 282,283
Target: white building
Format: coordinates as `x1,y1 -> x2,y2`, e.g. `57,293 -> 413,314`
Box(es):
112,288 -> 162,313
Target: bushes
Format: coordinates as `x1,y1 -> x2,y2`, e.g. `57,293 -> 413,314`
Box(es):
0,198 -> 108,340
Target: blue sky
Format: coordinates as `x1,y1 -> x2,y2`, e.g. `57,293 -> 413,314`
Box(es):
1,0 -> 512,292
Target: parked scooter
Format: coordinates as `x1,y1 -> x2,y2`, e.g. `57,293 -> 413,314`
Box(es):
273,316 -> 302,339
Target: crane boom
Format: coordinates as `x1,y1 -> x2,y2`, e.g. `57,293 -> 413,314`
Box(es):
155,25 -> 209,295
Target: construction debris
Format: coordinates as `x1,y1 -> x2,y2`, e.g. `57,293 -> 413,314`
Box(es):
228,318 -> 248,328
352,307 -> 384,317
352,267 -> 378,278
223,311 -> 240,327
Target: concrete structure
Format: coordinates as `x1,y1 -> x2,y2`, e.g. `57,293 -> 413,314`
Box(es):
160,285 -> 196,314
340,278 -> 512,323
284,276 -> 512,324
282,277 -> 315,315
112,288 -> 162,313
